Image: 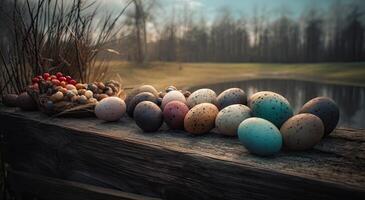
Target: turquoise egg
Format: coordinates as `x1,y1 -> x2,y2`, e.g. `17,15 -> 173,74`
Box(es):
238,118 -> 282,156
249,91 -> 293,128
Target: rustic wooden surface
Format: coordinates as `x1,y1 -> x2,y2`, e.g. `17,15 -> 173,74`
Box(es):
7,167 -> 161,200
0,106 -> 364,200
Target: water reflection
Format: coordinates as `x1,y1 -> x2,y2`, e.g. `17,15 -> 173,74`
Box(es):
190,79 -> 365,129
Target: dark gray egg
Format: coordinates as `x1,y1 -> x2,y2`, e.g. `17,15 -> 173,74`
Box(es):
127,92 -> 158,117
217,88 -> 247,109
299,97 -> 339,136
2,94 -> 18,107
16,92 -> 37,111
134,101 -> 163,132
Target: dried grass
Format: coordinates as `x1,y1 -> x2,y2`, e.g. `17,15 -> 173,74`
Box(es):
0,0 -> 132,98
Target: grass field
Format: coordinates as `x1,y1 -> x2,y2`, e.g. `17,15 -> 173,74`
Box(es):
105,61 -> 365,90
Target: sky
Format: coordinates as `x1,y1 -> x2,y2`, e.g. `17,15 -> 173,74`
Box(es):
161,0 -> 333,16
98,0 -> 363,23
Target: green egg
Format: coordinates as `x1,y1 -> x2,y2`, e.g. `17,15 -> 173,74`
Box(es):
238,118 -> 282,156
249,91 -> 293,128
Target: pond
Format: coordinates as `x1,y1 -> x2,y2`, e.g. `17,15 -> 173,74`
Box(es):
190,79 -> 365,129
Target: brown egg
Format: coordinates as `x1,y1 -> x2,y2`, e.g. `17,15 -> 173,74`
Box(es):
280,113 -> 324,151
50,91 -> 64,102
2,94 -> 18,107
16,92 -> 37,111
78,89 -> 86,95
75,83 -> 86,90
125,85 -> 159,105
98,94 -> 109,101
58,88 -> 68,94
184,103 -> 219,135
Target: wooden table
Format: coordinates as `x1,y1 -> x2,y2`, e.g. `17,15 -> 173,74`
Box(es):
0,106 -> 364,200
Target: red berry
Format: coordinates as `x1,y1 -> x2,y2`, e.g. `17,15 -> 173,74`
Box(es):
51,79 -> 60,86
46,77 -> 52,81
58,76 -> 67,82
32,77 -> 40,83
50,75 -> 57,79
43,73 -> 50,79
69,80 -> 77,85
65,76 -> 72,81
56,72 -> 63,78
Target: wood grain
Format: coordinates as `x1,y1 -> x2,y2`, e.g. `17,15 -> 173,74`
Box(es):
7,167 -> 161,200
0,106 -> 364,200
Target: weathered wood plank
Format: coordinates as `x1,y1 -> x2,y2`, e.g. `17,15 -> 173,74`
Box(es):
0,106 -> 364,200
7,167 -> 161,200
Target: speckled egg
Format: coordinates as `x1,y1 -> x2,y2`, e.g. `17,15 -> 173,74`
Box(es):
16,92 -> 37,111
250,91 -> 293,128
95,97 -> 126,122
215,104 -> 251,136
184,103 -> 219,135
280,113 -> 324,151
134,101 -> 163,132
2,94 -> 18,107
299,97 -> 339,136
163,101 -> 189,130
125,85 -> 159,105
238,118 -> 282,156
217,88 -> 247,109
127,92 -> 158,117
161,90 -> 187,110
247,91 -> 267,107
186,89 -> 217,108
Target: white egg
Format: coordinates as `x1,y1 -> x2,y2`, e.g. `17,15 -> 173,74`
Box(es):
186,88 -> 217,108
95,97 -> 126,122
215,104 -> 251,136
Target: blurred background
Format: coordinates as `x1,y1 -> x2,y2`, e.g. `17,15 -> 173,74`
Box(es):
0,0 -> 364,128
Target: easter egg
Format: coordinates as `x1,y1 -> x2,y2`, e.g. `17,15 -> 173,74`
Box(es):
127,92 -> 158,117
299,97 -> 339,136
78,95 -> 88,104
280,113 -> 324,150
186,89 -> 217,108
66,84 -> 76,90
163,101 -> 189,130
184,103 -> 219,135
161,90 -> 187,110
238,118 -> 282,156
125,85 -> 159,105
217,88 -> 247,109
247,91 -> 266,107
2,94 -> 18,107
165,86 -> 177,93
215,104 -> 251,136
84,90 -> 93,99
250,91 -> 293,128
134,101 -> 163,132
16,92 -> 37,111
95,97 -> 126,122
50,91 -> 64,102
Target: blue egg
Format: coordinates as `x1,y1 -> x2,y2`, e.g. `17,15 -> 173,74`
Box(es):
238,118 -> 282,156
249,91 -> 293,128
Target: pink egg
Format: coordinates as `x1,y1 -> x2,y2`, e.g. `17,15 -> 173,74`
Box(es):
163,101 -> 189,130
161,90 -> 186,110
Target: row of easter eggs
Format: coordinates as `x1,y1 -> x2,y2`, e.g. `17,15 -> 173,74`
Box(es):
94,85 -> 340,157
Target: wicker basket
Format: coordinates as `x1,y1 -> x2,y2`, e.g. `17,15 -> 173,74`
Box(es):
27,80 -> 124,118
